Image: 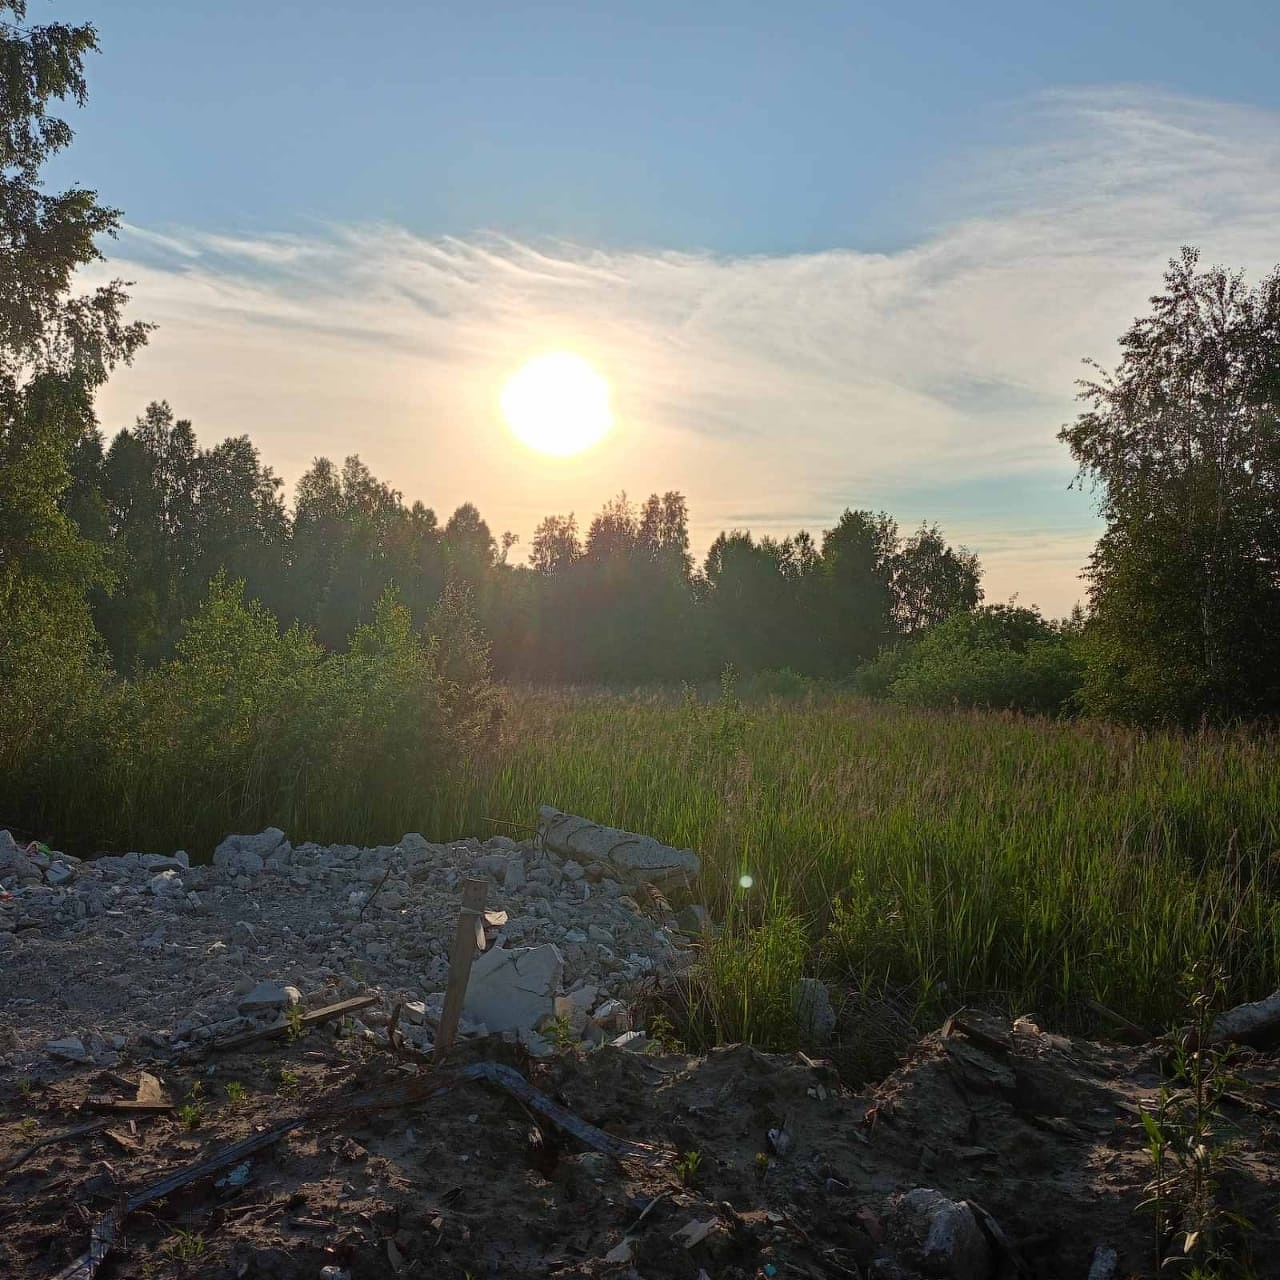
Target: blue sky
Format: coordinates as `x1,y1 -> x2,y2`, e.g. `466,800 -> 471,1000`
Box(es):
46,0 -> 1280,612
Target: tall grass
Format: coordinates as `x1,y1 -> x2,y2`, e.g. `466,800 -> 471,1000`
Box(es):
438,687 -> 1280,1036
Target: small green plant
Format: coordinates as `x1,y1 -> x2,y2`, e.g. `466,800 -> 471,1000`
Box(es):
223,1080 -> 247,1106
675,1149 -> 702,1186
647,1012 -> 686,1055
18,1116 -> 38,1139
754,1151 -> 770,1178
17,1078 -> 34,1097
544,1015 -> 579,1051
285,1004 -> 305,1042
348,960 -> 365,985
179,1082 -> 206,1129
277,1069 -> 301,1098
162,1228 -> 208,1263
1139,966 -> 1250,1275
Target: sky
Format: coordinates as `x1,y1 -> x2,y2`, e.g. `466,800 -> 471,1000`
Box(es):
42,0 -> 1280,614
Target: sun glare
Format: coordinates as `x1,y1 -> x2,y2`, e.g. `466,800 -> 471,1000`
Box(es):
501,352 -> 614,457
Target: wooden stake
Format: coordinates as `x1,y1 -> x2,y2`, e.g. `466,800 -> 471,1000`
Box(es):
436,877 -> 488,1060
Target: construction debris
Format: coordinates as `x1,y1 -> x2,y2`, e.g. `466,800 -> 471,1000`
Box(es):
1208,989 -> 1280,1048
537,806 -> 701,887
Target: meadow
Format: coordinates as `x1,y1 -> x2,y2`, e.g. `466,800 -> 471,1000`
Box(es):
426,683 -> 1280,1047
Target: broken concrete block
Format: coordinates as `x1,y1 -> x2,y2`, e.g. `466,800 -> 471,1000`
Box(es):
45,1036 -> 90,1062
213,828 -> 287,876
45,861 -> 76,887
237,981 -> 299,1013
149,869 -> 184,896
676,903 -> 711,934
463,943 -> 563,1035
885,1188 -> 990,1280
538,807 -> 700,887
612,1030 -> 648,1052
553,984 -> 598,1031
1209,989 -> 1280,1049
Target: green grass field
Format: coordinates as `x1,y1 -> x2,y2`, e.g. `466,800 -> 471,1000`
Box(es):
432,687 -> 1280,1042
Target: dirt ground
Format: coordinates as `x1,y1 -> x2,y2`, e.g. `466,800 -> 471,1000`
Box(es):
2,1009 -> 1277,1279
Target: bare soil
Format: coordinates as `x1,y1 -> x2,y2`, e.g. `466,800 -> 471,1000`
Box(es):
2,1011 -> 1277,1279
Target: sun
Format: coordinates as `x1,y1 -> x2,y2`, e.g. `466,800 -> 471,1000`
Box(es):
500,352 -> 614,457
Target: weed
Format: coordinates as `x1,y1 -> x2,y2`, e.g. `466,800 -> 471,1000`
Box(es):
754,1151 -> 770,1178
277,1069 -> 301,1098
646,1012 -> 686,1055
180,1081 -> 206,1129
17,1116 -> 38,1139
285,1004 -> 305,1042
162,1228 -> 208,1263
544,1015 -> 579,1051
17,1078 -> 33,1097
675,1149 -> 702,1186
1139,967 -> 1251,1275
223,1080 -> 247,1106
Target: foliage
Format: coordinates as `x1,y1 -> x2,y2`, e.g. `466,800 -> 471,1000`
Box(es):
1140,968 -> 1251,1275
1,576 -> 503,854
0,1 -> 149,598
1061,248 -> 1280,725
863,603 -> 1084,715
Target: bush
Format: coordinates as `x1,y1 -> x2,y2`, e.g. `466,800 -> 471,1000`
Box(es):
859,604 -> 1084,715
4,574 -> 503,854
0,571 -> 112,812
739,667 -> 813,701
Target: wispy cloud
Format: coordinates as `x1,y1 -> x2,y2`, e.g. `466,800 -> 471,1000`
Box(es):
92,87 -> 1280,614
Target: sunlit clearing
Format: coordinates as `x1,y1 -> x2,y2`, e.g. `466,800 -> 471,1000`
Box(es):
500,352 -> 614,457
738,873 -> 754,890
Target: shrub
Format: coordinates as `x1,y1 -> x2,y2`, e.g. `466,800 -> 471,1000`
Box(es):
859,604 -> 1084,715
5,574 -> 503,854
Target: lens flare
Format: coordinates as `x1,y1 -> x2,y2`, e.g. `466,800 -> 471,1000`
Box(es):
738,873 -> 754,889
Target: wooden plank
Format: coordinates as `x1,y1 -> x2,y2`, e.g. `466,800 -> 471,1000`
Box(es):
435,878 -> 488,1059
84,1097 -> 174,1115
207,994 -> 378,1053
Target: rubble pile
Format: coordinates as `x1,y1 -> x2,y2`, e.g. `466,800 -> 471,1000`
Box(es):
0,820 -> 703,1069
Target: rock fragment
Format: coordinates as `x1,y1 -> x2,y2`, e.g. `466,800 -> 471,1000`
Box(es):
463,943 -> 563,1035
885,1188 -> 991,1280
538,806 -> 700,887
237,981 -> 300,1013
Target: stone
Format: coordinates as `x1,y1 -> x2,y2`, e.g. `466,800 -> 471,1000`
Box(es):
538,806 -> 700,886
503,857 -> 526,890
612,1030 -> 648,1052
884,1188 -> 990,1280
149,870 -> 184,896
553,984 -> 598,1031
587,924 -> 614,945
237,980 -> 297,1013
141,854 -> 186,872
213,828 -> 287,875
403,1000 -> 429,1025
676,903 -> 711,934
46,1036 -> 90,1062
592,998 -> 629,1030
45,861 -> 76,887
795,978 -> 837,1044
464,943 -> 563,1035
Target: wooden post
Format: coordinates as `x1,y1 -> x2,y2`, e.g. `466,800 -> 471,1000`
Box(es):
435,877 -> 489,1060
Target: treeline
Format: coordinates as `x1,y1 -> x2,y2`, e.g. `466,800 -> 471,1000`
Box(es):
62,401 -> 986,683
